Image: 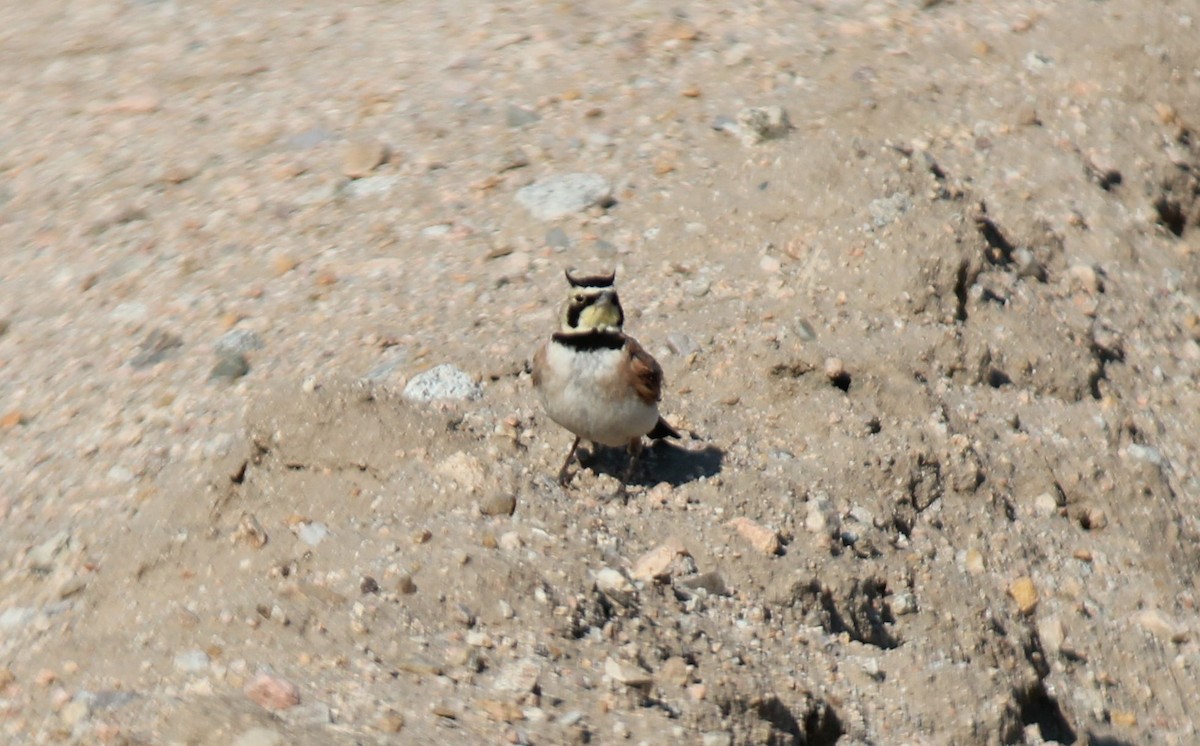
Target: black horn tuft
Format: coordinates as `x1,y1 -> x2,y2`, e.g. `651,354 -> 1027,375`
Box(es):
565,268 -> 616,288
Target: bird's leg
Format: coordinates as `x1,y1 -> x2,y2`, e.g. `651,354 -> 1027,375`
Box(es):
623,437 -> 645,485
557,436 -> 581,486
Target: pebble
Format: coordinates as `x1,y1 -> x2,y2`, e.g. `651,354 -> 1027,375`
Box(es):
676,572 -> 730,596
173,649 -> 211,673
804,499 -> 840,537
235,512 -> 269,548
515,173 -> 612,221
232,727 -> 286,746
1032,492 -> 1059,516
341,138 -> 387,178
342,174 -> 400,198
498,531 -> 523,552
403,364 -> 482,402
480,493 -> 517,517
595,568 -> 636,604
1008,577 -> 1039,615
244,673 -> 301,710
964,548 -> 985,575
666,332 -> 700,357
604,657 -> 651,687
493,658 -> 542,693
1037,615 -> 1066,655
130,328 -> 183,368
892,592 -> 918,615
210,352 -> 250,381
867,193 -> 912,228
215,328 -> 264,357
735,106 -> 791,146
294,522 -> 328,546
631,538 -> 690,582
377,711 -> 405,733
505,105 -> 541,128
727,517 -> 780,555
396,574 -> 417,594
28,531 -> 71,572
0,607 -> 38,631
1134,609 -> 1188,643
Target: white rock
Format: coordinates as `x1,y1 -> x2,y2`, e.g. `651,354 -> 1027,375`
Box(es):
515,173 -> 611,221
174,649 -> 211,673
403,364 -> 482,402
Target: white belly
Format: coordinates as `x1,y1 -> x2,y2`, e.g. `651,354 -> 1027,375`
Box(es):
538,343 -> 659,447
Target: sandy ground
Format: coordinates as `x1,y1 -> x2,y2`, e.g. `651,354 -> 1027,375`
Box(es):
2,0 -> 1200,744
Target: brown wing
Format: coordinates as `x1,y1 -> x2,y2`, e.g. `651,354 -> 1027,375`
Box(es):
531,341 -> 547,389
623,336 -> 664,405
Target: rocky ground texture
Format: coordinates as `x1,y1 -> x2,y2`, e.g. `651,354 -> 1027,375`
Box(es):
2,0 -> 1199,744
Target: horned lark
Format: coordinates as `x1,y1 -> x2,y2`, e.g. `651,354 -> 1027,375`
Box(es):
532,269 -> 680,486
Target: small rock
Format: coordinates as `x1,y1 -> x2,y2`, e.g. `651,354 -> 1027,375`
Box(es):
0,607 -> 37,631
676,572 -> 730,596
403,364 -> 482,402
130,328 -> 183,368
215,328 -> 264,356
232,727 -> 287,746
515,173 -> 612,221
804,499 -> 840,537
1037,615 -> 1066,655
595,568 -> 636,604
480,493 -> 517,517
210,353 -> 250,381
235,513 -> 268,548
173,650 -> 211,673
377,711 -> 405,734
493,658 -> 542,693
1032,492 -> 1059,516
341,138 -> 388,178
28,531 -> 71,572
360,576 -> 380,594
892,592 -> 918,615
505,105 -> 541,128
867,193 -> 912,228
294,522 -> 328,546
604,657 -> 651,687
342,174 -> 400,197
728,517 -> 780,555
498,531 -> 523,552
631,538 -> 691,582
1008,577 -> 1039,615
735,106 -> 791,146
964,548 -> 985,575
722,42 -> 754,67
666,333 -> 700,357
0,410 -> 24,428
1067,264 -> 1100,294
244,673 -> 301,711
60,693 -> 95,726
396,574 -> 417,595
1080,507 -> 1108,531
1134,609 -> 1188,643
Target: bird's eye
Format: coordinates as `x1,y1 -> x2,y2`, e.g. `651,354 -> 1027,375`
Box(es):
573,294 -> 585,303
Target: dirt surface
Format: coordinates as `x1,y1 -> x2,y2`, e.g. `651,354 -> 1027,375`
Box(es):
3,1 -> 1200,744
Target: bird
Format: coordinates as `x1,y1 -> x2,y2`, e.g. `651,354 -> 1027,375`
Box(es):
532,268 -> 680,487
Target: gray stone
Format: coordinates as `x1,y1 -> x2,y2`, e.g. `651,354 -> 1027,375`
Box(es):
677,572 -> 730,596
867,192 -> 912,228
505,105 -> 541,128
735,106 -> 791,146
215,328 -> 263,356
515,173 -> 612,221
0,607 -> 37,631
130,328 -> 183,368
210,352 -> 250,381
403,364 -> 482,402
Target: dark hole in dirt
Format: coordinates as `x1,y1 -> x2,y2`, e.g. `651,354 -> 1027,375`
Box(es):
1098,169 -> 1122,191
976,214 -> 1015,264
986,368 -> 1012,388
802,701 -> 845,746
865,417 -> 881,434
953,259 -> 970,321
829,372 -> 851,392
819,580 -> 898,649
1153,195 -> 1186,236
1017,683 -> 1077,744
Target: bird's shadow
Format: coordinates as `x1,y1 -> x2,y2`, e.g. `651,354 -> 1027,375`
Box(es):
581,439 -> 724,488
